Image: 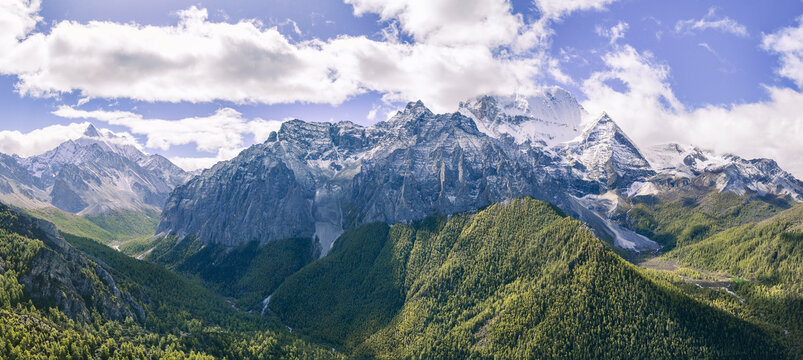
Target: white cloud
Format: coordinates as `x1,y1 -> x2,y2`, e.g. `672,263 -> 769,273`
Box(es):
582,45 -> 803,178
698,42 -> 717,56
169,148 -> 245,172
0,0 -> 39,48
595,21 -> 629,45
52,106 -> 284,171
534,0 -> 619,19
345,0 -> 526,49
365,103 -> 400,122
675,7 -> 748,37
366,106 -> 378,121
0,121 -> 93,157
762,16 -> 803,88
2,6 -> 362,105
323,37 -> 542,111
0,1 -> 557,112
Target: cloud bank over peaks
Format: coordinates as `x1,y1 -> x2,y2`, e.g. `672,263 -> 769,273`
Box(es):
52,106 -> 284,171
0,121 -> 140,158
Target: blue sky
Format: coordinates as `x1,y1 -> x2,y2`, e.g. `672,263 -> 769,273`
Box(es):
0,0 -> 802,174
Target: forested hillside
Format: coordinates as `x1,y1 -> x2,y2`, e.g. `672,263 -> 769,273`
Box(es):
0,203 -> 343,359
140,235 -> 318,311
666,204 -> 803,345
623,192 -> 791,249
270,198 -> 793,359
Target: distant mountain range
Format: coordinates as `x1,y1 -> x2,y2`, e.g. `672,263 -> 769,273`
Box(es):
155,87 -> 803,255
0,124 -> 189,216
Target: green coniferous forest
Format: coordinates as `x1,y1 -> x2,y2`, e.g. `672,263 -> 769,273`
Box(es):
270,198 -> 796,359
2,198 -> 800,359
0,204 -> 343,359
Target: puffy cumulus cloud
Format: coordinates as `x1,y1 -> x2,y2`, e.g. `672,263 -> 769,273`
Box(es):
0,1 -> 554,112
0,121 -> 97,157
582,45 -> 803,178
324,37 -> 542,110
52,106 -> 284,171
3,6 -> 361,104
762,16 -> 803,88
534,0 -> 619,20
675,7 -> 748,37
345,0 -> 525,49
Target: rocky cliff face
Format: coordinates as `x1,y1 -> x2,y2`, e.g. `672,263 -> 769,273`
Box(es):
0,125 -> 190,215
0,203 -> 144,322
158,88 -> 803,254
159,101 -> 545,252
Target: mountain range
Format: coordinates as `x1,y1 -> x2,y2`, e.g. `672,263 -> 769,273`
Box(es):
0,125 -> 190,243
155,87 -> 803,255
0,87 -> 801,358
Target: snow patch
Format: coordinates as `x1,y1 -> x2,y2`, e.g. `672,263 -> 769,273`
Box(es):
261,295 -> 272,315
314,221 -> 343,257
625,181 -> 660,197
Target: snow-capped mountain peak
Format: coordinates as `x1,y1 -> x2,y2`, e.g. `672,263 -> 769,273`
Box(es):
558,112 -> 654,188
83,123 -> 101,137
645,143 -> 803,201
0,123 -> 190,215
383,100 -> 434,129
458,87 -> 585,147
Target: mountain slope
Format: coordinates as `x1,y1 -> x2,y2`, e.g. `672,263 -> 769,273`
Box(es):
623,185 -> 793,249
142,235 -> 319,311
638,203 -> 803,351
0,124 -> 189,243
15,125 -> 189,215
0,203 -> 144,322
645,143 -> 803,202
269,198 -> 791,359
668,203 -> 803,291
562,112 -> 654,189
0,201 -> 344,359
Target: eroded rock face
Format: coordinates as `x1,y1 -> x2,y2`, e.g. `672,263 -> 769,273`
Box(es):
159,97 -> 579,254
20,244 -> 145,323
